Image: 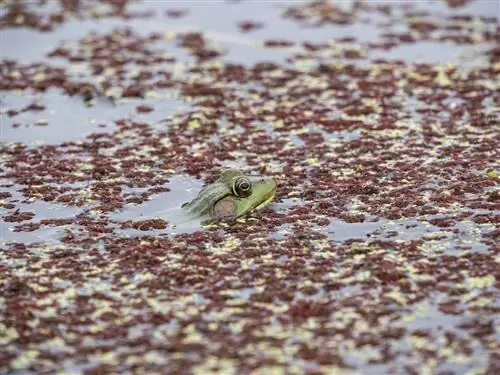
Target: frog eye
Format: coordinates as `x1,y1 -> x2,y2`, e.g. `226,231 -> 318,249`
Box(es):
233,177 -> 252,197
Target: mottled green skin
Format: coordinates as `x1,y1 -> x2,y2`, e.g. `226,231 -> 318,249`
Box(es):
182,170 -> 277,220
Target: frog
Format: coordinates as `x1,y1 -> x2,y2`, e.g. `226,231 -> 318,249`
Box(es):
181,169 -> 277,220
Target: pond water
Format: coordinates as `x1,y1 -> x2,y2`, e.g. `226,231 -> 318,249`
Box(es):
1,0 -> 498,374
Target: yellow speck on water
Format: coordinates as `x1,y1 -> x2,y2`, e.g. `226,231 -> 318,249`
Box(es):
164,31 -> 176,39
208,322 -> 219,331
356,270 -> 372,281
264,115 -> 277,121
386,290 -> 407,305
206,236 -> 241,254
228,320 -> 244,334
233,110 -> 245,119
226,297 -> 248,306
319,366 -> 362,375
250,366 -> 285,375
435,68 -> 452,87
229,150 -> 245,158
145,90 -> 159,98
45,337 -> 73,352
192,357 -> 237,375
62,287 -> 76,300
80,163 -> 93,171
55,370 -> 79,375
127,326 -> 144,340
14,14 -> 25,24
256,325 -> 290,340
467,296 -> 493,307
273,118 -> 285,128
210,60 -> 224,69
407,69 -> 428,82
486,169 -> 497,178
353,319 -> 369,332
89,324 -> 103,333
134,272 -> 156,282
11,350 -> 39,369
147,298 -> 172,315
188,118 -> 201,130
307,157 -> 320,166
287,190 -> 302,197
409,336 -> 434,350
144,351 -> 168,365
33,72 -> 46,82
94,351 -> 118,365
240,258 -> 254,270
124,283 -> 136,290
0,326 -> 19,345
182,324 -> 203,344
26,318 -> 40,329
402,313 -> 416,322
466,275 -> 495,288
114,131 -> 125,140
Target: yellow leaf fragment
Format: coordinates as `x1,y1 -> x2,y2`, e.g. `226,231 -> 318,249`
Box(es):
486,169 -> 497,179
11,350 -> 39,370
467,275 -> 495,289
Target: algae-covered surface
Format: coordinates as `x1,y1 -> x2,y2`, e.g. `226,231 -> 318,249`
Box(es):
1,0 -> 499,374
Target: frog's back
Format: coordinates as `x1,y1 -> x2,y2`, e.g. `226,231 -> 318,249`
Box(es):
182,182 -> 229,217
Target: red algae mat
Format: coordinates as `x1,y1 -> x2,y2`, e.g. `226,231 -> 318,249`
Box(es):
1,0 -> 499,374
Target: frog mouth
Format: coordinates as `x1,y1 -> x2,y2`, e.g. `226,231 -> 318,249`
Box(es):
253,185 -> 277,211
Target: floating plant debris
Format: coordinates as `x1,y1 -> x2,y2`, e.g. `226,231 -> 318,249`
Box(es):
1,0 -> 499,374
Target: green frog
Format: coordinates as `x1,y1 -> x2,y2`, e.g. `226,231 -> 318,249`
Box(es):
182,169 -> 277,220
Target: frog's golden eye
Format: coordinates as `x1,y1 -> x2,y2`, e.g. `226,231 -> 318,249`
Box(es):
233,177 -> 252,197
